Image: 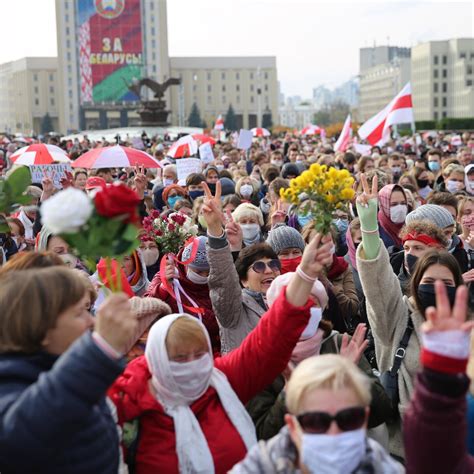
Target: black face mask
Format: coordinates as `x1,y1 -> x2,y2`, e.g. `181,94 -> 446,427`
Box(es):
405,253 -> 418,275
417,179 -> 429,188
417,284 -> 456,313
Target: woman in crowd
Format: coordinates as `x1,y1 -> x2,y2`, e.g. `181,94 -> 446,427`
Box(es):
122,250 -> 150,297
146,235 -> 221,355
245,272 -> 391,442
232,202 -> 266,246
266,224 -> 305,274
356,173 -> 465,460
73,169 -> 88,191
235,177 -> 260,206
0,267 -> 137,474
162,184 -> 187,211
7,217 -> 29,251
440,163 -> 466,194
110,227 -> 334,473
232,354 -> 402,473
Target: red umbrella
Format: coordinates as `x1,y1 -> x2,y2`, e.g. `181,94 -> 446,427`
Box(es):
300,124 -> 322,136
71,145 -> 161,169
251,127 -> 271,137
10,144 -> 70,165
191,133 -> 216,146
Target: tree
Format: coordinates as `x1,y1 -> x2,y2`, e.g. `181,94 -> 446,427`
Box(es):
313,99 -> 350,126
188,103 -> 203,127
224,104 -> 237,131
40,113 -> 54,134
262,109 -> 273,129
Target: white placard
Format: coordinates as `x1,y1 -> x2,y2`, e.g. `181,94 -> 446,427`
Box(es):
199,142 -> 215,164
354,144 -> 372,155
30,163 -> 73,189
176,158 -> 202,181
237,129 -> 253,150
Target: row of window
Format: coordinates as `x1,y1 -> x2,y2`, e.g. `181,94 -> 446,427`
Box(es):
433,82 -> 448,93
33,74 -> 54,82
433,97 -> 448,107
34,98 -> 55,106
193,94 -> 270,106
192,83 -> 269,93
434,52 -> 474,65
194,71 -> 270,81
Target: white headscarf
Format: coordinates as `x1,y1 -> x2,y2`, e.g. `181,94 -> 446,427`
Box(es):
465,164 -> 474,196
145,314 -> 257,474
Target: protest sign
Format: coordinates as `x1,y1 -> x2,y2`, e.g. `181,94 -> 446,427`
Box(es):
30,163 -> 73,189
237,129 -> 253,150
176,158 -> 202,181
354,144 -> 372,155
199,142 -> 215,164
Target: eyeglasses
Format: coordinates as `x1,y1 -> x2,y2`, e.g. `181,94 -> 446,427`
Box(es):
296,406 -> 366,434
251,259 -> 281,274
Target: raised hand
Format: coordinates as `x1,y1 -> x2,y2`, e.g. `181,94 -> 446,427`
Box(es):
357,173 -> 378,207
421,280 -> 474,334
270,199 -> 287,227
60,171 -> 74,190
299,232 -> 334,280
224,209 -> 243,251
164,256 -> 177,282
201,181 -> 224,236
41,176 -> 55,201
133,165 -> 147,199
340,324 -> 369,364
95,293 -> 137,354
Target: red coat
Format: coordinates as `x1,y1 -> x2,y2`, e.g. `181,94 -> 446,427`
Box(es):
109,289 -> 312,474
145,264 -> 221,355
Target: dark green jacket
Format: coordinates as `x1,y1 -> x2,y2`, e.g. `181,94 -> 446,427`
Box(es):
245,332 -> 392,440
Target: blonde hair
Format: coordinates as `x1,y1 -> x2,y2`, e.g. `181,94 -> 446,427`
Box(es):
286,354 -> 371,415
443,163 -> 464,178
165,316 -> 208,353
232,203 -> 264,226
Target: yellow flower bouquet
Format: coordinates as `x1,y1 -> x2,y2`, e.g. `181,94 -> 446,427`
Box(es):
280,164 -> 355,234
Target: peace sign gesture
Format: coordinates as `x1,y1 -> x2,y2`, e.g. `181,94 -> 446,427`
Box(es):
422,280 -> 474,334
270,199 -> 287,227
357,173 -> 378,207
201,181 -> 224,236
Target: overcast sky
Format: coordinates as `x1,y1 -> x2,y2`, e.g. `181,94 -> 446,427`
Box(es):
0,0 -> 472,97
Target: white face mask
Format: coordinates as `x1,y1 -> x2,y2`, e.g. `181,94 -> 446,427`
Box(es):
215,165 -> 224,172
389,204 -> 407,224
59,253 -> 78,269
240,223 -> 260,241
163,177 -> 175,187
186,267 -> 209,285
240,184 -> 254,198
169,353 -> 213,400
301,307 -> 323,340
446,179 -> 461,193
301,428 -> 366,474
141,247 -> 159,266
271,160 -> 283,167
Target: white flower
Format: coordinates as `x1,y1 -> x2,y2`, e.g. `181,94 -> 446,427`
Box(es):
41,187 -> 93,234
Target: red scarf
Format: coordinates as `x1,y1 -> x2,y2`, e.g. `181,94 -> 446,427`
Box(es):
280,256 -> 302,274
327,254 -> 348,280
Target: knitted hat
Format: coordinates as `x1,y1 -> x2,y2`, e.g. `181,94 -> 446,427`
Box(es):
182,235 -> 209,271
282,163 -> 300,179
266,225 -> 305,255
405,204 -> 455,228
219,177 -> 235,196
267,272 -> 328,309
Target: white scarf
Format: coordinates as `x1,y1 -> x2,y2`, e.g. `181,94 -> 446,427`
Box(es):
18,209 -> 34,239
145,314 -> 257,474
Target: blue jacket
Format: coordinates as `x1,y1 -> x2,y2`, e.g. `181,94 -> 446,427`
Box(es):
0,333 -> 126,473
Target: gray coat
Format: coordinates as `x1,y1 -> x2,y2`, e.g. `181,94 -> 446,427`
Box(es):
230,426 -> 404,474
356,241 -> 423,459
207,234 -> 266,354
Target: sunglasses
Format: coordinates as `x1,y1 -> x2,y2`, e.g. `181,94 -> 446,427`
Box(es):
296,406 -> 366,434
251,259 -> 281,274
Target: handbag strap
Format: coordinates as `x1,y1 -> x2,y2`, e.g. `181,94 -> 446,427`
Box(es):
389,315 -> 414,376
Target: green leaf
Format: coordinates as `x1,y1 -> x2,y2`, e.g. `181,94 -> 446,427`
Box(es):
122,223 -> 139,241
7,167 -> 31,195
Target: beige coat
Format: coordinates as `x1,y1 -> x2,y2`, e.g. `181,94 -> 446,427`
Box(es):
207,242 -> 267,354
357,241 -> 423,459
328,265 -> 360,323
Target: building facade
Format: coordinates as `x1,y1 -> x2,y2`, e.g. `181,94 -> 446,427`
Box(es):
359,56 -> 411,121
411,38 -> 474,121
53,0 -> 279,134
359,45 -> 411,73
279,101 -> 316,129
0,57 -> 59,134
169,56 -> 278,130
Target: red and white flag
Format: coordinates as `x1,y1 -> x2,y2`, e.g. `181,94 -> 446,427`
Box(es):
214,115 -> 224,130
358,83 -> 414,146
334,114 -> 352,152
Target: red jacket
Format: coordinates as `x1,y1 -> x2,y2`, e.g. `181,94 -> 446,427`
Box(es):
109,289 -> 312,474
145,263 -> 221,355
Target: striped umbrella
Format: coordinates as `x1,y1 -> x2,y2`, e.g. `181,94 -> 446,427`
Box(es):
70,146 -> 161,169
251,127 -> 271,137
300,125 -> 322,136
191,133 -> 217,146
167,135 -> 198,158
10,144 -> 70,165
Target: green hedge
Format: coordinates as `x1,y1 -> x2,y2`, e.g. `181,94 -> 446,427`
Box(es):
436,117 -> 474,130
415,120 -> 436,130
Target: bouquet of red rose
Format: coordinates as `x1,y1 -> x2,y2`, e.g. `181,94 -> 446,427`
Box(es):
41,182 -> 141,291
141,210 -> 197,256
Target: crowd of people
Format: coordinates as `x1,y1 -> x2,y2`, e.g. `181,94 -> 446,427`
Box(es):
0,128 -> 474,473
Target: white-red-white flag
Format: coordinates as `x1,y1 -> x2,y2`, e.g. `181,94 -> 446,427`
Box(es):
358,83 -> 414,146
214,115 -> 224,130
334,114 -> 352,152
